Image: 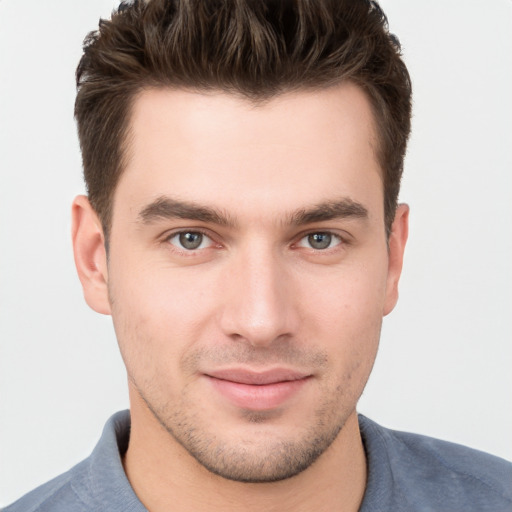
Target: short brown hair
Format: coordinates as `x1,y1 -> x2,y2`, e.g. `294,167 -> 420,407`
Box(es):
75,0 -> 411,238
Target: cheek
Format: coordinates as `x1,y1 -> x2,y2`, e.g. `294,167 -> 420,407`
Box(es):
296,261 -> 387,375
299,259 -> 388,332
108,262 -> 219,380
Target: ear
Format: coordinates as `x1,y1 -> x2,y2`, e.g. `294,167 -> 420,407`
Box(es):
71,195 -> 111,315
383,203 -> 409,316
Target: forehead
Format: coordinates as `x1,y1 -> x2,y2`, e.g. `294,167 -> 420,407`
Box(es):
117,84 -> 383,222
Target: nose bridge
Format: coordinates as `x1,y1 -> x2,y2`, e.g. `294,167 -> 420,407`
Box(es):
220,239 -> 296,346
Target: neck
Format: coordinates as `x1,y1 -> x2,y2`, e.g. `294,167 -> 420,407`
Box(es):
123,398 -> 367,512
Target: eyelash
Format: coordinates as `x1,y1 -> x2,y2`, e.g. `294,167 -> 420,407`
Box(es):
162,229 -> 349,255
295,231 -> 345,250
164,229 -> 217,253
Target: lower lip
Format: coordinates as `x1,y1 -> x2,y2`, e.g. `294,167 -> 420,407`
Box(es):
207,376 -> 310,411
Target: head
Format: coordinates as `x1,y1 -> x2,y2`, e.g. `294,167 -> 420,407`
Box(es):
72,0 -> 411,485
75,0 -> 411,242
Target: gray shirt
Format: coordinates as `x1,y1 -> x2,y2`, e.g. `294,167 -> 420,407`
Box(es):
4,411 -> 512,511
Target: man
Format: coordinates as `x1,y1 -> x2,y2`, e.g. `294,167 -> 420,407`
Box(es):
4,0 -> 511,510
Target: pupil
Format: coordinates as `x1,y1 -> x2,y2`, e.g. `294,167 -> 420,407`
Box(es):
309,233 -> 331,250
179,232 -> 202,250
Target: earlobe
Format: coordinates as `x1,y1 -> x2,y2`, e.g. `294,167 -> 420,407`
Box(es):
383,203 -> 409,316
71,195 -> 111,315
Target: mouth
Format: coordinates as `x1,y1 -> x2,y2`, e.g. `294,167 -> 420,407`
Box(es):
204,368 -> 312,411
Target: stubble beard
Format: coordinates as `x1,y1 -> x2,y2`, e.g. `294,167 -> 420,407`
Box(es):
134,378 -> 355,483
118,323 -> 373,484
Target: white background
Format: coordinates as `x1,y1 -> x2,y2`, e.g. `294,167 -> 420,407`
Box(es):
1,0 -> 511,506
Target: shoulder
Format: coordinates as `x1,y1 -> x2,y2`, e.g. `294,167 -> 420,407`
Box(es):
359,415 -> 512,512
2,460 -> 91,512
3,411 -> 143,512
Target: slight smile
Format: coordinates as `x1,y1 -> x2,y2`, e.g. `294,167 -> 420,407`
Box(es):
205,369 -> 312,411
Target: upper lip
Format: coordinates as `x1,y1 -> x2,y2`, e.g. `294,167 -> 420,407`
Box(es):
205,368 -> 311,385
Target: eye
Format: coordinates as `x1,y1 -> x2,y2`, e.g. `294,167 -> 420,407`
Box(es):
167,231 -> 213,251
297,232 -> 342,250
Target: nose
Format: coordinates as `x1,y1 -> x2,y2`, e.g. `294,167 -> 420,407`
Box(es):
219,244 -> 298,347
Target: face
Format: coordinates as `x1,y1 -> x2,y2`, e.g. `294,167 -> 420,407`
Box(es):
74,83 -> 408,483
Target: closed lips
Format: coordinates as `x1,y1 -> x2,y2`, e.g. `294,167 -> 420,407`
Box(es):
205,368 -> 311,385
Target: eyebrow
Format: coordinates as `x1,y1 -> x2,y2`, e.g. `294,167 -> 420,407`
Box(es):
137,196 -> 368,227
138,196 -> 235,227
289,199 -> 368,225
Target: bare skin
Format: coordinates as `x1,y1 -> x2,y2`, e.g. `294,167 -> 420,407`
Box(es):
72,83 -> 408,511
